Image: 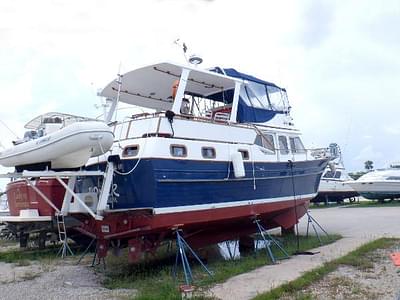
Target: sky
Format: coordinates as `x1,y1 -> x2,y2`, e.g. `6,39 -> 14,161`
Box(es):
0,0 -> 399,189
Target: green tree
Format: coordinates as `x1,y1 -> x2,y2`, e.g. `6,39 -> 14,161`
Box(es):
364,160 -> 374,171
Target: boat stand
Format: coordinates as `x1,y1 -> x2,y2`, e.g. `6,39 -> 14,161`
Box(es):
225,240 -> 239,260
76,237 -> 106,269
254,219 -> 289,264
304,207 -> 330,246
76,237 -> 97,264
172,229 -> 213,285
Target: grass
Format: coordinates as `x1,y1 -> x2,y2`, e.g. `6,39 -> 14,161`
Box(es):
0,247 -> 60,263
102,234 -> 340,300
310,199 -> 400,209
0,242 -> 86,264
252,237 -> 397,300
345,200 -> 400,208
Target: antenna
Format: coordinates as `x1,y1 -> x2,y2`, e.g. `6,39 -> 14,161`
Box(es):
174,39 -> 188,63
114,70 -> 123,122
0,119 -> 19,139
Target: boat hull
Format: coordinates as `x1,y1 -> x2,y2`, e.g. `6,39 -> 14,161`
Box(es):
75,196 -> 311,260
6,179 -> 66,217
84,158 -> 326,210
0,121 -> 114,169
347,181 -> 400,200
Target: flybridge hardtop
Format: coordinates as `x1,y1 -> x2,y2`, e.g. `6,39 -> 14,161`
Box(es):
100,62 -> 291,126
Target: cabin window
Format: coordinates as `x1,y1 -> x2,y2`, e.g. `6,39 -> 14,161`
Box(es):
122,145 -> 139,157
278,136 -> 289,155
170,145 -> 187,157
289,137 -> 306,154
238,149 -> 249,160
388,176 -> 400,180
334,171 -> 342,179
255,134 -> 275,153
201,147 -> 216,159
255,135 -> 263,147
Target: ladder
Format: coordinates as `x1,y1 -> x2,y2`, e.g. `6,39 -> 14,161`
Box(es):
56,213 -> 73,258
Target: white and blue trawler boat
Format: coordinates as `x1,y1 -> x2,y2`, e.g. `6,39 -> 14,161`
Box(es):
2,61 -> 329,258
74,62 -> 329,257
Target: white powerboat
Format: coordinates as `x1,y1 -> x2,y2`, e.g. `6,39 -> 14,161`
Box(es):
0,112 -> 114,171
346,163 -> 400,200
312,143 -> 358,203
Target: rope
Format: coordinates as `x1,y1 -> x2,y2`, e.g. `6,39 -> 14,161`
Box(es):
113,116 -> 153,176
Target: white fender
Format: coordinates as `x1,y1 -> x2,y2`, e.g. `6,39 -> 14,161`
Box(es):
231,152 -> 245,178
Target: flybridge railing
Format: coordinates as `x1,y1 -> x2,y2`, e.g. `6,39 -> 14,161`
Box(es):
0,160 -> 117,221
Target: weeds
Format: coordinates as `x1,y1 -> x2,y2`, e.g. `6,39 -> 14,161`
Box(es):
253,237 -> 397,300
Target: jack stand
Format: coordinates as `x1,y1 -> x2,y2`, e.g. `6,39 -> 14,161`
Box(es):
91,244 -> 106,269
76,237 -> 97,265
305,208 -> 330,246
254,219 -> 289,264
172,229 -> 213,285
76,238 -> 105,269
225,240 -> 238,260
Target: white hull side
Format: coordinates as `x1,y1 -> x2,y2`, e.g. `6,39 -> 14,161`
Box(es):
347,181 -> 400,193
319,179 -> 356,193
0,121 -> 114,169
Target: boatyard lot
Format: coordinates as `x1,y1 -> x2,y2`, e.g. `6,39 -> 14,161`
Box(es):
210,206 -> 400,299
1,205 -> 400,299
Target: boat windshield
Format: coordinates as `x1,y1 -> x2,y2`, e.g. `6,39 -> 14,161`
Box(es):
24,112 -> 98,130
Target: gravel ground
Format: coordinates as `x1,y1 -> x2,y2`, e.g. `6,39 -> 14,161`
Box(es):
0,259 -> 135,300
293,246 -> 400,300
209,206 -> 400,300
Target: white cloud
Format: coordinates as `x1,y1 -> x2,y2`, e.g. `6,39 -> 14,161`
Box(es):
354,145 -> 383,164
0,0 -> 399,178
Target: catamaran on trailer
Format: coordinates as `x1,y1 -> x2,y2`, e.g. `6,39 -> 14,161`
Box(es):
0,61 -> 329,259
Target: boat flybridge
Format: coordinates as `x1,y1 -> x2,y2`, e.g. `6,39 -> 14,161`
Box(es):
1,61 -> 329,260
347,162 -> 400,201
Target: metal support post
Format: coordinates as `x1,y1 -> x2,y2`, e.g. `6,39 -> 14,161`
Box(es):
224,240 -> 238,260
172,229 -> 213,285
254,219 -> 289,263
305,207 -> 330,245
76,237 -> 97,265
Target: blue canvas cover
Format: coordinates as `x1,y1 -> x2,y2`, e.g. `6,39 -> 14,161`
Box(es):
208,67 -> 287,123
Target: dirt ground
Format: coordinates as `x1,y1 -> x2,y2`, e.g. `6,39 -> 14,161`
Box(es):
282,246 -> 400,300
0,257 -> 135,300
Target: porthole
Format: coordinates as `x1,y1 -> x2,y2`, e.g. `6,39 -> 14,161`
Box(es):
201,147 -> 216,159
238,149 -> 249,160
122,145 -> 139,157
170,144 -> 187,157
